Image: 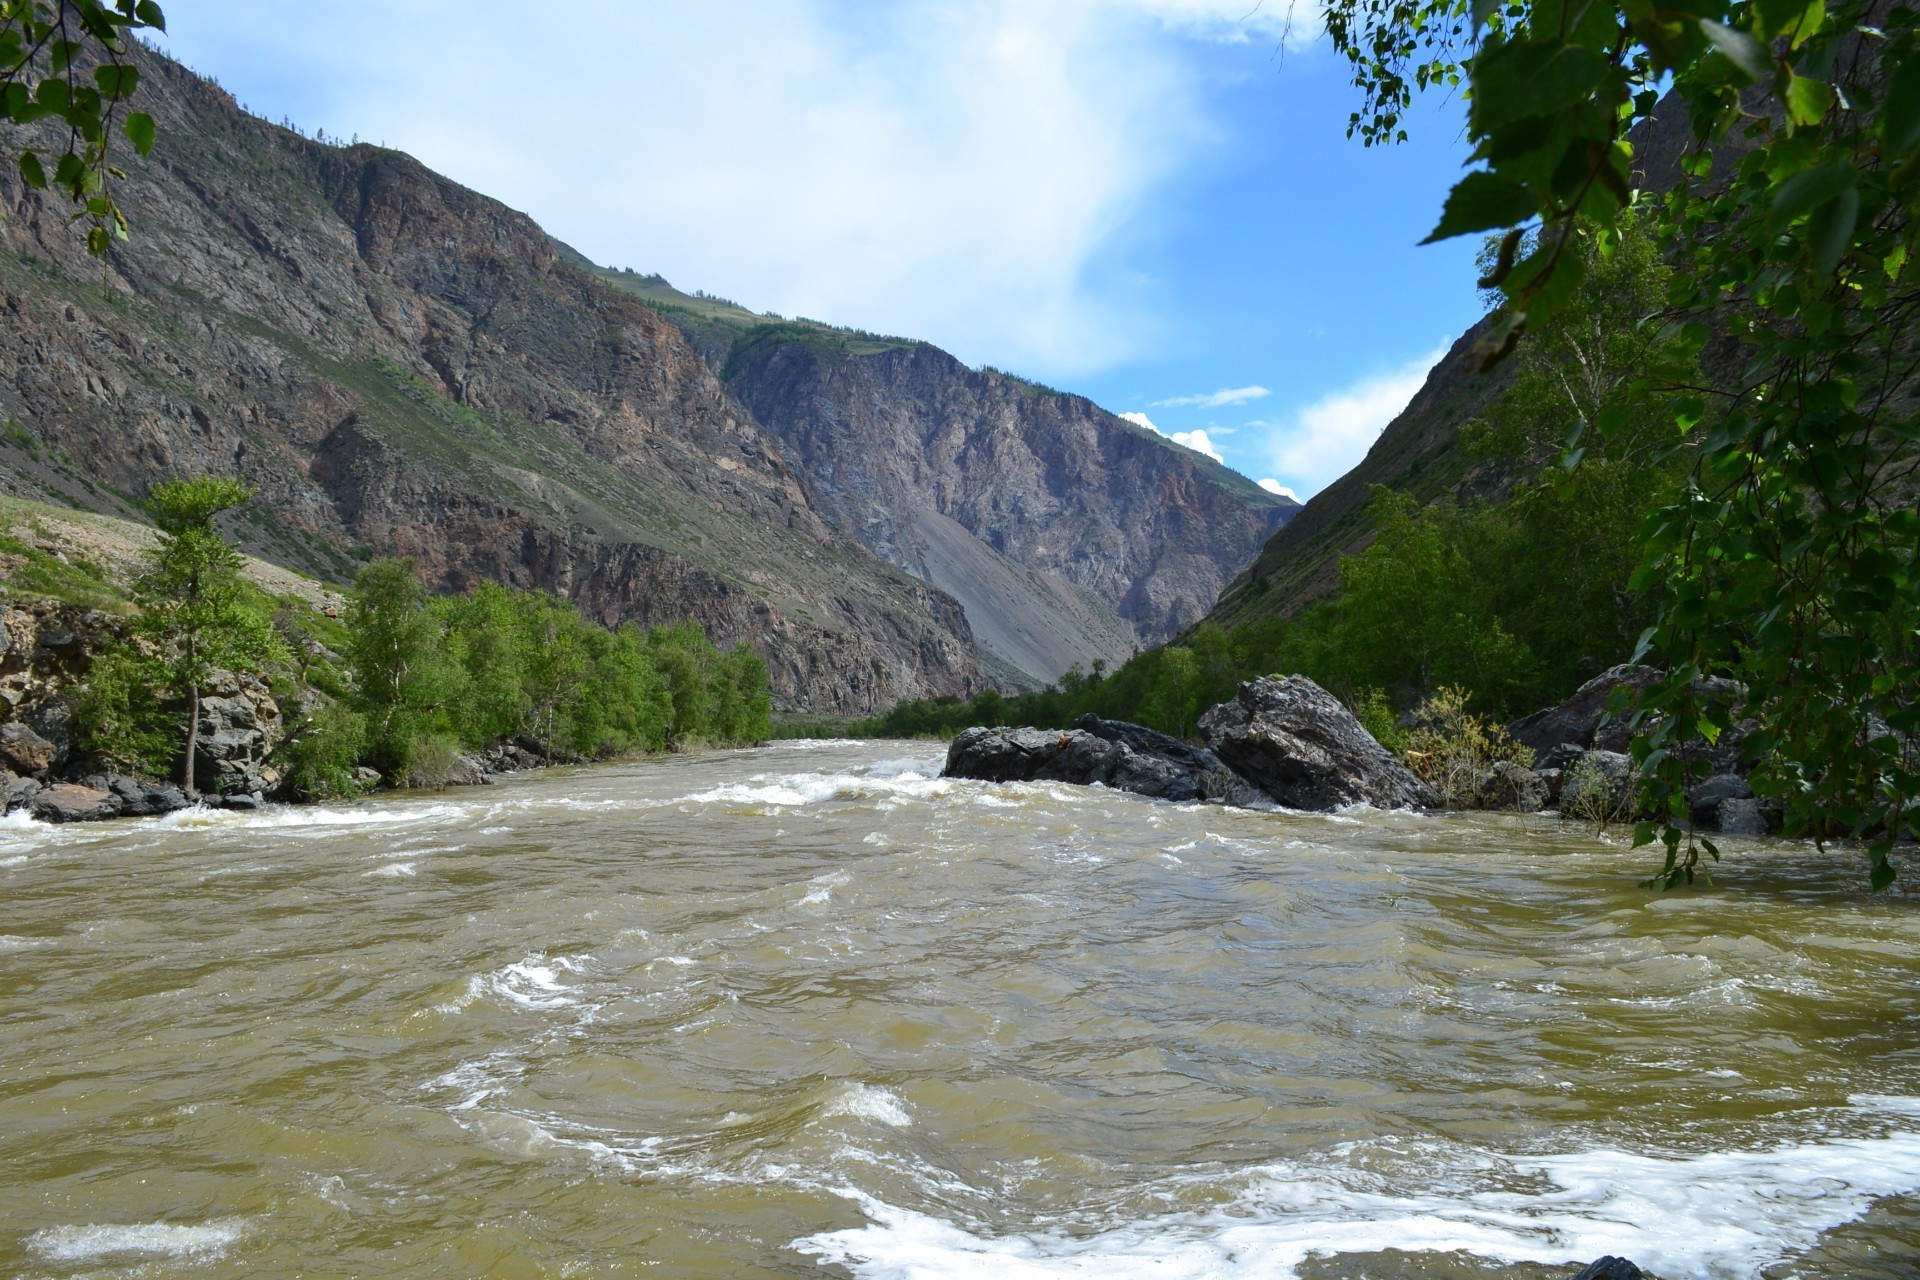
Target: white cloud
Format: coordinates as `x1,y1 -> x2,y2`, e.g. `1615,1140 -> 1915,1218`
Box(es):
1121,411 -> 1225,463
1153,384 -> 1272,409
1261,344 -> 1450,496
1257,478 -> 1299,500
1171,428 -> 1226,463
162,0 -> 1306,378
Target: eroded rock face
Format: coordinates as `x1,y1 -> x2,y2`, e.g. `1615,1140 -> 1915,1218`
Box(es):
942,719 -> 1259,806
0,721 -> 56,774
193,669 -> 284,799
1507,665 -> 1663,759
1198,675 -> 1436,812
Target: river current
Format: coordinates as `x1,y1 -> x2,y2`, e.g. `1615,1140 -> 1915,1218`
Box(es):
3,740 -> 1919,1279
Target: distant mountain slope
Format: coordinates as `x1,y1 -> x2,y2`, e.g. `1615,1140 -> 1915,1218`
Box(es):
588,268 -> 1298,683
0,46 -> 983,712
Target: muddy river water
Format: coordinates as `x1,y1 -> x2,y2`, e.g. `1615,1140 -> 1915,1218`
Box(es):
3,740 -> 1919,1278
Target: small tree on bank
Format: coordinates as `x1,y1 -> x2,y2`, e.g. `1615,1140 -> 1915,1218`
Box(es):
136,476 -> 277,797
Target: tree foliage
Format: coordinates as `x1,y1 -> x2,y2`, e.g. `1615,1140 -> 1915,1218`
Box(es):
1325,0 -> 1920,886
134,475 -> 278,795
2,0 -> 165,253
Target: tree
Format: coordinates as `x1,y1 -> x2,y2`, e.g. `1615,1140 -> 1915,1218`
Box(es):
3,0 -> 166,252
1326,0 -> 1920,887
345,558 -> 460,782
136,475 -> 277,797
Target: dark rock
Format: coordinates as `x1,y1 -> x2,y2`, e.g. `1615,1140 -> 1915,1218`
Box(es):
220,791 -> 266,811
1198,676 -> 1435,811
1477,759 -> 1548,812
1508,665 -> 1662,759
30,782 -> 122,823
444,754 -> 494,787
93,774 -> 190,816
1538,741 -> 1589,772
943,721 -> 1257,805
0,720 -> 55,774
191,670 -> 284,797
1687,772 -> 1753,826
1537,767 -> 1563,803
5,774 -> 40,810
1716,796 -> 1769,836
1069,714 -> 1266,805
1570,1257 -> 1645,1280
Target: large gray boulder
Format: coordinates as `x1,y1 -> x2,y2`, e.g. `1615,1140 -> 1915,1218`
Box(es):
943,717 -> 1259,805
1198,676 -> 1436,811
1507,665 -> 1662,758
30,782 -> 122,823
192,670 -> 284,797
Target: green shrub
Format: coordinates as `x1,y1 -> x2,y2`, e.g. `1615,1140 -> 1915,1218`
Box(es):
404,730 -> 464,789
275,701 -> 367,800
1350,687 -> 1406,754
1401,686 -> 1534,809
72,643 -> 175,775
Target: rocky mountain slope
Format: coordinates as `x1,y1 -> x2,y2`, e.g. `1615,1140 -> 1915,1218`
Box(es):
585,269 -> 1297,685
0,46 -> 994,713
0,44 -> 1291,705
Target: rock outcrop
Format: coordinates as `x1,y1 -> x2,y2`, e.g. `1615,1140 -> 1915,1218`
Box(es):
1199,675 -> 1436,811
720,336 -> 1295,681
942,717 -> 1261,806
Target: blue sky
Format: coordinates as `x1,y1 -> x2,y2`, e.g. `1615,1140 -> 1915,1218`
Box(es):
154,1 -> 1486,501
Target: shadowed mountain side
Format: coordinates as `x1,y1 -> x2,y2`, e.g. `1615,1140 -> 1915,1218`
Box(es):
0,45 -> 986,712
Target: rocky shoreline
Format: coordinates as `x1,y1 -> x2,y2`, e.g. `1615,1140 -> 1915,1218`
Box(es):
944,668 -> 1774,836
0,600 -> 539,825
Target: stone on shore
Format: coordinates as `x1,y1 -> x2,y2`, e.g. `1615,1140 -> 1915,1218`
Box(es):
1198,675 -> 1435,811
88,773 -> 191,817
1570,1257 -> 1645,1280
943,717 -> 1258,806
0,720 -> 57,774
30,782 -> 122,823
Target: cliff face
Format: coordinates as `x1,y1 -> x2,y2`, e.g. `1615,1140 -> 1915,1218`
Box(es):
717,334 -> 1296,683
0,49 -> 985,711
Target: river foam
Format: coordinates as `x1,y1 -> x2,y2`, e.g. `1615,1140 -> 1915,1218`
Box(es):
26,1218 -> 248,1262
799,1097 -> 1920,1279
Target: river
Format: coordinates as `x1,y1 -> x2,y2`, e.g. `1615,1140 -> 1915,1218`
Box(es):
2,740 -> 1918,1278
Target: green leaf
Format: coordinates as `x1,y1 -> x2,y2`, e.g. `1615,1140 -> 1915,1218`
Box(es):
93,63 -> 138,99
1770,159 -> 1854,226
1807,185 -> 1860,277
124,110 -> 155,157
134,0 -> 166,31
1880,54 -> 1920,159
16,151 -> 46,189
1698,18 -> 1770,82
1470,38 -> 1608,135
1421,170 -> 1538,243
1785,74 -> 1833,128
1871,860 -> 1897,892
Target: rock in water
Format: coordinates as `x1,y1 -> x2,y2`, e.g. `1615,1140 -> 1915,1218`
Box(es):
1569,1258 -> 1645,1280
1198,676 -> 1435,811
29,783 -> 122,823
943,720 -> 1258,806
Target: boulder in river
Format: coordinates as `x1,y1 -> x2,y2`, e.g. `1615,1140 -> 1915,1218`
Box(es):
1198,675 -> 1436,811
943,717 -> 1260,806
30,782 -> 122,823
1476,759 -> 1549,813
86,773 -> 191,817
1569,1258 -> 1645,1280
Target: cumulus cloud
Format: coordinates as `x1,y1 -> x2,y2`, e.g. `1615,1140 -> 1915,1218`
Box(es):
1153,385 -> 1272,409
1257,478 -> 1299,500
1261,344 -> 1449,496
157,0 -> 1304,378
1171,428 -> 1226,462
1120,411 -> 1226,463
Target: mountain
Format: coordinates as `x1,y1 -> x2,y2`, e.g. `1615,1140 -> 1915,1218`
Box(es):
0,44 -> 1289,709
576,267 -> 1297,685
